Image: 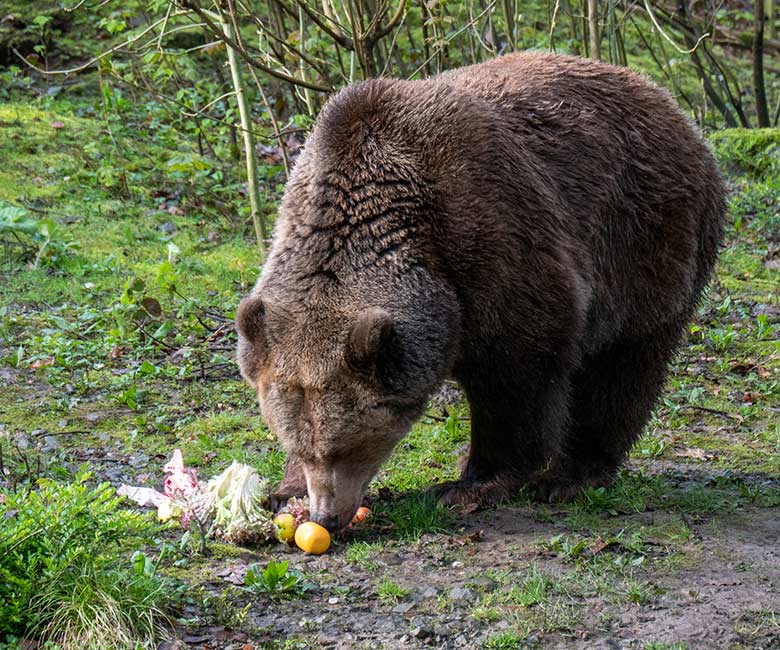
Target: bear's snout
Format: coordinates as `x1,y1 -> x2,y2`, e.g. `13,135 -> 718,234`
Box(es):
309,512 -> 341,532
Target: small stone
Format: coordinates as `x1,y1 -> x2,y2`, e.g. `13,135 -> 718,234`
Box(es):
328,597 -> 339,605
420,587 -> 438,599
129,452 -> 150,468
393,601 -> 414,614
448,586 -> 474,602
41,435 -> 59,453
159,221 -> 176,234
451,560 -> 464,568
433,624 -> 449,637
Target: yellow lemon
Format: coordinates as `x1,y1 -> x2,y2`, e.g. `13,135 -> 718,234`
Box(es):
273,513 -> 296,542
294,521 -> 331,554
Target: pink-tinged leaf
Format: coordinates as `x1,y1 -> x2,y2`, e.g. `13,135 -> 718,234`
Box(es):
163,449 -> 198,497
163,448 -> 185,473
164,471 -> 198,497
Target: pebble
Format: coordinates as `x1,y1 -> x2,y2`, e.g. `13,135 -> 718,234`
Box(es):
393,601 -> 414,614
420,586 -> 438,599
448,586 -> 474,602
410,626 -> 432,639
328,597 -> 339,605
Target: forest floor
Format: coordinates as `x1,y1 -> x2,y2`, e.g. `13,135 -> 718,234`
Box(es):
1,100 -> 780,650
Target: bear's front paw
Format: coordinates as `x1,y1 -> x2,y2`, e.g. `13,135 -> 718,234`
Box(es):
269,488 -> 307,512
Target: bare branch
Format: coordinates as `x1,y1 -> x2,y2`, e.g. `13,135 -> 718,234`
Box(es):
373,0 -> 407,41
177,0 -> 333,92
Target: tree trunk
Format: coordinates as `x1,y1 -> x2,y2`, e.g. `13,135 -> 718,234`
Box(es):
754,0 -> 770,127
221,14 -> 267,254
588,0 -> 600,59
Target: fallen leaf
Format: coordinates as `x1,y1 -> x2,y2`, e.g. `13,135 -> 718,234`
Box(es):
29,357 -> 55,369
141,296 -> 162,318
589,537 -> 614,555
674,447 -> 717,461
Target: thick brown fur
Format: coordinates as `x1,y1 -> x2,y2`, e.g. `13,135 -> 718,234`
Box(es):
236,52 -> 725,530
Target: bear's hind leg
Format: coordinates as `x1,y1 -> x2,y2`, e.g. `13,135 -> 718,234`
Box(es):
538,321 -> 685,501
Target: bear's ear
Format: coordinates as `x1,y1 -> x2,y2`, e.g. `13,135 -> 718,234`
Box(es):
236,294 -> 267,346
346,308 -> 394,376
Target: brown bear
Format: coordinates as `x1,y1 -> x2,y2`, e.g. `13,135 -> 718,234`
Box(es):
236,52 -> 725,531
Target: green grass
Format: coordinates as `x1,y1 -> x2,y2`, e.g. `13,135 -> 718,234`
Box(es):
374,492 -> 457,540
375,578 -> 411,604
344,540 -> 384,571
483,632 -> 526,649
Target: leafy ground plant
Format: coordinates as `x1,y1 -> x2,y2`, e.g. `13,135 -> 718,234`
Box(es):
244,560 -> 313,601
0,471 -> 177,648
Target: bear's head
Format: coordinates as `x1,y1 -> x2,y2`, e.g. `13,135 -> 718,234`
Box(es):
236,283 -> 459,530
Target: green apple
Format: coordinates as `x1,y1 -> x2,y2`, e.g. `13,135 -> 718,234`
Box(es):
273,513 -> 296,542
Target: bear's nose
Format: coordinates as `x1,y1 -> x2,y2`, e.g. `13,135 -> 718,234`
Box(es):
310,512 -> 340,532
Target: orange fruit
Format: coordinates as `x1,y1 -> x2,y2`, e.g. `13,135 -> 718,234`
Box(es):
294,521 -> 331,554
351,506 -> 371,525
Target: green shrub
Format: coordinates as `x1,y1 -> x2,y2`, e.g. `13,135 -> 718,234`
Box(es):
709,128 -> 780,180
0,471 -> 177,648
